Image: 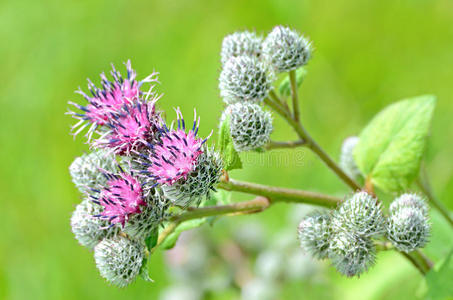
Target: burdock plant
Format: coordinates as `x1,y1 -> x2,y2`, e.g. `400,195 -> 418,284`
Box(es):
68,25 -> 450,291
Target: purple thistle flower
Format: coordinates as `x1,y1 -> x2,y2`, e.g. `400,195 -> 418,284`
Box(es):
68,60 -> 159,139
92,169 -> 147,227
140,109 -> 210,186
95,99 -> 161,155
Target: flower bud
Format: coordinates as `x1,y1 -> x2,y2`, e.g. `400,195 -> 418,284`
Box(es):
328,231 -> 375,277
297,211 -> 331,259
221,31 -> 263,65
387,203 -> 430,252
123,189 -> 170,240
219,55 -> 274,104
70,199 -> 120,250
94,236 -> 146,287
69,149 -> 117,194
263,26 -> 312,73
332,191 -> 386,238
162,147 -> 223,207
222,102 -> 273,152
390,193 -> 429,216
339,136 -> 362,181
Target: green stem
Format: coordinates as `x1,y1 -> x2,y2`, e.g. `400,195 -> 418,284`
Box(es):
265,139 -> 306,150
269,89 -> 289,111
264,95 -> 361,191
171,196 -> 270,223
400,252 -> 427,275
218,177 -> 341,208
417,166 -> 453,227
289,70 -> 300,121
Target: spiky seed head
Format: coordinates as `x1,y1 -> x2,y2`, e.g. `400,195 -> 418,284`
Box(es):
390,193 -> 429,216
70,199 -> 120,250
339,136 -> 362,181
328,231 -> 375,277
123,189 -> 170,240
94,99 -> 161,155
220,31 -> 263,65
68,60 -> 159,139
137,109 -> 211,191
332,191 -> 386,238
263,26 -> 312,73
297,211 -> 331,259
222,102 -> 273,152
94,171 -> 147,227
219,55 -> 275,105
94,236 -> 145,287
162,147 -> 223,207
69,149 -> 117,194
387,206 -> 430,253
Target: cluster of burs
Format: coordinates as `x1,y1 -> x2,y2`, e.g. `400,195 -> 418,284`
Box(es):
297,137 -> 431,277
219,26 -> 311,151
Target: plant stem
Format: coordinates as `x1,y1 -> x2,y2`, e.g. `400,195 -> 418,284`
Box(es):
269,89 -> 289,111
264,95 -> 361,191
417,166 -> 453,227
264,91 -> 433,275
414,249 -> 434,271
217,177 -> 342,208
265,139 -> 306,150
400,252 -> 427,275
289,70 -> 300,121
151,222 -> 178,253
172,196 -> 271,223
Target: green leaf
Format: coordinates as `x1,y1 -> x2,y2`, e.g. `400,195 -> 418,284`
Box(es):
210,189 -> 232,206
218,115 -> 242,171
160,219 -> 207,250
354,95 -> 436,192
278,67 -> 307,97
138,255 -> 153,282
425,248 -> 453,300
144,229 -> 159,251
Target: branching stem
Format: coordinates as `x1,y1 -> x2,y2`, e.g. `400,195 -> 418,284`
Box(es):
264,94 -> 361,191
217,177 -> 341,208
417,165 -> 453,227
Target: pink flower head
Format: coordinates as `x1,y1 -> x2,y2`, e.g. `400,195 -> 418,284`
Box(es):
95,99 -> 161,155
141,109 -> 210,186
68,60 -> 159,139
92,169 -> 147,227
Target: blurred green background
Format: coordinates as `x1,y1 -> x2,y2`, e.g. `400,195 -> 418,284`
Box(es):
1,0 -> 452,299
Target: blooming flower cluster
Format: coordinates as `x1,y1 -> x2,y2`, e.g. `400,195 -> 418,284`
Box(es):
69,62 -> 223,287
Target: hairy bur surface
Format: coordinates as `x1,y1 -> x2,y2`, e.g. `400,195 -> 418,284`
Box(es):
263,26 -> 312,73
71,199 -> 120,250
222,102 -> 273,152
219,55 -> 274,104
387,194 -> 430,252
221,31 -> 263,65
163,147 -> 223,207
94,236 -> 145,287
331,191 -> 386,238
298,211 -> 332,259
69,149 -> 117,194
123,189 -> 170,239
328,231 -> 376,277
